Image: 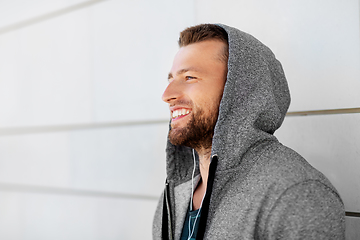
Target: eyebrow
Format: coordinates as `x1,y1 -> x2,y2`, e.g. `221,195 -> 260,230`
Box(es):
167,67 -> 200,80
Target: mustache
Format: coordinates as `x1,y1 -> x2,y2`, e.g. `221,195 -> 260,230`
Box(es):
169,99 -> 194,108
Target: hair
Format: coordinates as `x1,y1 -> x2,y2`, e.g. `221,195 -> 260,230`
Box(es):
178,24 -> 229,63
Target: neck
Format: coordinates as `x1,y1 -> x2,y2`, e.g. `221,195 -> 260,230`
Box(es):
192,145 -> 212,210
195,146 -> 212,187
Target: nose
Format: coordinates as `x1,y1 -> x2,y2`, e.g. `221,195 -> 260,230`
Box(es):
162,80 -> 183,103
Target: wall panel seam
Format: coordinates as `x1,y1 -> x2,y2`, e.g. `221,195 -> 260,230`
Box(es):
0,183 -> 159,200
0,183 -> 358,216
0,120 -> 169,135
0,107 -> 359,135
345,212 -> 360,218
286,107 -> 360,117
0,0 -> 108,35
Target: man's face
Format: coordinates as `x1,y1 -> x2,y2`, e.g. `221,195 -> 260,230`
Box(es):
162,40 -> 227,149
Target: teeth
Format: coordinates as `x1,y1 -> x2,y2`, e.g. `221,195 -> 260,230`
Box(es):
172,109 -> 190,119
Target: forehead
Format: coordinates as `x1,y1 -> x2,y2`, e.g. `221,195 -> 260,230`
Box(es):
170,40 -> 226,74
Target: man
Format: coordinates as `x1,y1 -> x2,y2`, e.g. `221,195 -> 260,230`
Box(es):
153,24 -> 345,239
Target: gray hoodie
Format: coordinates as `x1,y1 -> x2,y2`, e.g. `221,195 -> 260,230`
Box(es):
153,24 -> 345,240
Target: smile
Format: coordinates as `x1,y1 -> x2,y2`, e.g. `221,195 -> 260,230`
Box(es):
172,108 -> 190,119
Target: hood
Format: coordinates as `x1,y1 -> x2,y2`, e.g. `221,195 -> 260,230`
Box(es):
165,24 -> 291,182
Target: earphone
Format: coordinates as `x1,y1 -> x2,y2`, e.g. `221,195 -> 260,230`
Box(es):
188,149 -> 205,240
190,148 -> 197,211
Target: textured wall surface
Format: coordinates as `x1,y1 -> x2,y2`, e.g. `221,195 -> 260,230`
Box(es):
0,0 -> 359,239
0,0 -> 192,239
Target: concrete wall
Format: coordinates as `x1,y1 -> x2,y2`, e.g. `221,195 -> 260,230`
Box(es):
0,0 -> 191,239
0,0 -> 359,239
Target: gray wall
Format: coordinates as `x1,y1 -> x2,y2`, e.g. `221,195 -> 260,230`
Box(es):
0,0 -> 359,239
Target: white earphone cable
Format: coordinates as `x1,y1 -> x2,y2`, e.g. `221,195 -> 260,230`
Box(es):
187,149 -> 205,240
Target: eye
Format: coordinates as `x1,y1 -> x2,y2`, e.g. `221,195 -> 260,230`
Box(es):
185,76 -> 196,81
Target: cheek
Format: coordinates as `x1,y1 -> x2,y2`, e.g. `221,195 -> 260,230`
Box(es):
189,83 -> 225,113
196,95 -> 222,116
209,85 -> 225,106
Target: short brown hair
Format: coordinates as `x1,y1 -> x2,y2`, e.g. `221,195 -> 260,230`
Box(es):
178,24 -> 229,63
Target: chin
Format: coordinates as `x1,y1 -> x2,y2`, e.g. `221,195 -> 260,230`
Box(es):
168,128 -> 188,146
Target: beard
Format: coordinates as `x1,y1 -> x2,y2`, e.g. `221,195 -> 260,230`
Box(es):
168,106 -> 219,150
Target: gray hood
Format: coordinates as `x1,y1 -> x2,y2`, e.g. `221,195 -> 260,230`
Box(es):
165,24 -> 290,182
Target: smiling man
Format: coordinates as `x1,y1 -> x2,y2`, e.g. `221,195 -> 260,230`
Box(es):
153,24 -> 345,240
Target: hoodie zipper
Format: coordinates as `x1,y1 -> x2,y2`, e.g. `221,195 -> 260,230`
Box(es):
162,155 -> 218,240
196,154 -> 218,240
164,179 -> 173,240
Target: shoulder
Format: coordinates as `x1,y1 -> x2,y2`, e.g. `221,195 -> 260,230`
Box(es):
262,179 -> 345,239
247,142 -> 335,191
235,142 -> 345,239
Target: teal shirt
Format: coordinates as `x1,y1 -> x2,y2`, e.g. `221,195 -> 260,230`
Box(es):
180,208 -> 201,240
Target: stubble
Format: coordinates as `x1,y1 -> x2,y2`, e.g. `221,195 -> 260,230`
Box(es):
168,106 -> 218,150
